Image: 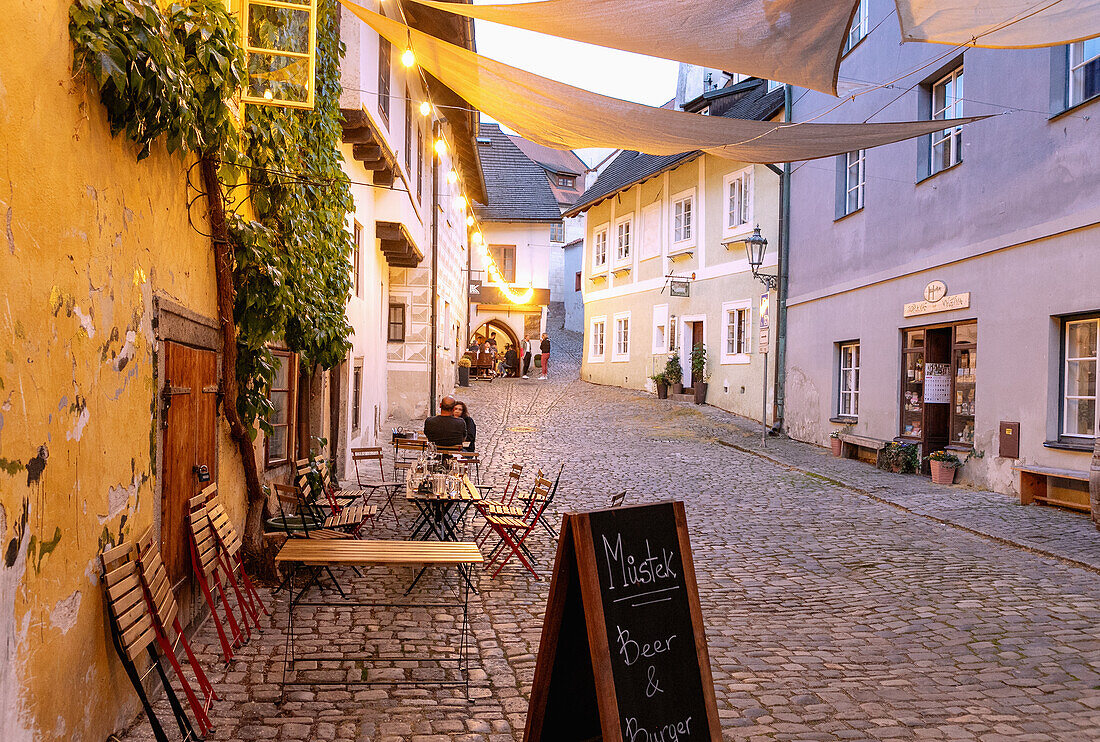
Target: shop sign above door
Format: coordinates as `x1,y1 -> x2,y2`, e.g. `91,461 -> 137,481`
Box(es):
904,281 -> 969,317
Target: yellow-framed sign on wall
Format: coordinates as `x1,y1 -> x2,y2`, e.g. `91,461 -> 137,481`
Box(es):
241,0 -> 317,109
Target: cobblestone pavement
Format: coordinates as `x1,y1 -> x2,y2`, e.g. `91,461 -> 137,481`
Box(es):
122,325 -> 1100,741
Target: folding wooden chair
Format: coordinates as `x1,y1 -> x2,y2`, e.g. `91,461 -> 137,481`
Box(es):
478,473 -> 554,579
295,460 -> 358,511
454,451 -> 481,482
272,485 -> 350,597
520,463 -> 563,537
474,464 -> 524,547
295,473 -> 376,536
610,491 -> 627,508
204,483 -> 269,624
135,528 -> 217,737
351,446 -> 402,525
101,542 -> 201,742
393,439 -> 427,481
189,492 -> 245,662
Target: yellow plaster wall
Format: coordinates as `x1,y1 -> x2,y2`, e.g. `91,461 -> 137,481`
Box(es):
0,1 -> 245,739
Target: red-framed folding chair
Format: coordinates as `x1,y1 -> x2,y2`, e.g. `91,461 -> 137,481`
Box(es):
478,473 -> 554,579
188,492 -> 245,662
135,528 -> 217,737
474,463 -> 524,548
204,483 -> 269,624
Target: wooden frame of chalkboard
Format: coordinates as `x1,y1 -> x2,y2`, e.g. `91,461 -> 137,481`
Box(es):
523,501 -> 721,742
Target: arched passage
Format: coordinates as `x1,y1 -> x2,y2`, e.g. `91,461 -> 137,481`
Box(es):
470,319 -> 519,350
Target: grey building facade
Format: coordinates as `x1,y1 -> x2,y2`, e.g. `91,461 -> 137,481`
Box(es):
784,0 -> 1100,502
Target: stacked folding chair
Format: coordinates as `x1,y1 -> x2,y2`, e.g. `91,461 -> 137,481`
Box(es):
188,493 -> 246,662
478,472 -> 555,579
101,542 -> 204,742
204,483 -> 269,627
134,529 -> 217,737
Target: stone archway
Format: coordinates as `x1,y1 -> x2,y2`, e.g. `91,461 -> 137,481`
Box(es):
471,319 -> 519,351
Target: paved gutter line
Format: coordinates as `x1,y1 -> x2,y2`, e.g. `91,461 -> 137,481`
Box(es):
714,439 -> 1100,576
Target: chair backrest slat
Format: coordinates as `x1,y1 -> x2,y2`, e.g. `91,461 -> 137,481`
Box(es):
101,542 -> 157,661
188,494 -> 221,578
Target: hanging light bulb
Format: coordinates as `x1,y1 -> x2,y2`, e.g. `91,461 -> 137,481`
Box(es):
471,232 -> 483,246
434,138 -> 447,156
401,47 -> 416,67
420,101 -> 431,117
466,215 -> 474,227
263,89 -> 274,101
447,168 -> 458,184
454,194 -> 467,211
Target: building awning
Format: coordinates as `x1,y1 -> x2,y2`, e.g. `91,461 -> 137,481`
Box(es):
376,221 -> 424,268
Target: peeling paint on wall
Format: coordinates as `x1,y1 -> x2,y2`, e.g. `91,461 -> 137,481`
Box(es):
47,591 -> 81,634
0,499 -> 33,742
24,446 -> 47,487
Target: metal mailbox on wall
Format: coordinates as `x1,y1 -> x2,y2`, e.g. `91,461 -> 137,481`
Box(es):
999,421 -> 1020,458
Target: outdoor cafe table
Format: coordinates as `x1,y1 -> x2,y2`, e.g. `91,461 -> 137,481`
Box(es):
406,475 -> 485,542
275,539 -> 483,699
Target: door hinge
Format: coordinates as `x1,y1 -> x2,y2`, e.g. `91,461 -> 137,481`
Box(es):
160,380 -> 191,428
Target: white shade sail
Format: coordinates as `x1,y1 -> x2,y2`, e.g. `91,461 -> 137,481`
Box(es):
340,1 -> 986,164
896,0 -> 1100,48
405,0 -> 859,96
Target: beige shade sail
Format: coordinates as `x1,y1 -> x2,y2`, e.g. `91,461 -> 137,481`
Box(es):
896,0 -> 1100,47
406,0 -> 859,96
341,1 -> 986,164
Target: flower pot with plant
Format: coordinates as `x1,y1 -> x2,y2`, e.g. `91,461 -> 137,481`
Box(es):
665,353 -> 683,394
458,356 -> 472,386
878,441 -> 919,474
650,372 -> 669,399
690,343 -> 709,404
926,450 -> 961,485
829,429 -> 845,457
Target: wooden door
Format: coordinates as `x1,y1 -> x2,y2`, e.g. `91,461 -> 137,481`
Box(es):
921,328 -> 952,473
161,342 -> 218,583
689,321 -> 704,388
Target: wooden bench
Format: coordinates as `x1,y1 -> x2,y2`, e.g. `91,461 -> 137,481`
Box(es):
838,433 -> 890,465
1014,464 -> 1090,512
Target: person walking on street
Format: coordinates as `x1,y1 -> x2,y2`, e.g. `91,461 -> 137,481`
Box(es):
521,335 -> 532,378
539,333 -> 550,379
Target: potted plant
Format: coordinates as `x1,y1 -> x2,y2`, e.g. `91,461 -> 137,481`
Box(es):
690,344 -> 708,404
457,356 -> 472,387
829,429 -> 844,457
878,441 -> 919,474
665,353 -> 683,394
650,372 -> 669,399
926,450 -> 962,485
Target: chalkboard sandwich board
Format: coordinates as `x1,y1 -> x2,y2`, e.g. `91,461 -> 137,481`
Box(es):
523,501 -> 721,741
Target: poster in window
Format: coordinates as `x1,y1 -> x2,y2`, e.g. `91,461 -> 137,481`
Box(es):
923,363 -> 951,403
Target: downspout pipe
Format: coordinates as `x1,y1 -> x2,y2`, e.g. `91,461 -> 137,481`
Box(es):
764,84 -> 792,434
430,120 -> 440,416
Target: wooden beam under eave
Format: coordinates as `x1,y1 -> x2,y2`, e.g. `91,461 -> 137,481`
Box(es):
373,169 -> 396,187
352,143 -> 383,161
343,127 -> 379,145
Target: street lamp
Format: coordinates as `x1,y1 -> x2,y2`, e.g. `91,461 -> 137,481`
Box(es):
743,225 -> 778,289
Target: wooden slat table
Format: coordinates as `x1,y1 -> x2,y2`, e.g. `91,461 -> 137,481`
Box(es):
275,539 -> 484,698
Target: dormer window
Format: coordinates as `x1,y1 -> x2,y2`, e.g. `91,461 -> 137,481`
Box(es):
557,174 -> 576,188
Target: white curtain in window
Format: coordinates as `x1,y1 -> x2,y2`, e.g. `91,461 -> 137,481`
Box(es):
341,2 -> 986,163
896,0 -> 1100,48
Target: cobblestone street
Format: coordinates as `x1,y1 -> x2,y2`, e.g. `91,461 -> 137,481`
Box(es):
124,331 -> 1100,741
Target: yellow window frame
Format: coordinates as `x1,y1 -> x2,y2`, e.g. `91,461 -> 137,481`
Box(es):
241,0 -> 317,110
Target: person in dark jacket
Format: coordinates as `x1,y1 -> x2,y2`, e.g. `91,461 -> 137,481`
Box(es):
424,396 -> 467,447
539,333 -> 550,379
454,400 -> 475,450
504,345 -> 519,377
